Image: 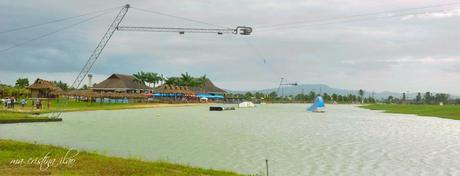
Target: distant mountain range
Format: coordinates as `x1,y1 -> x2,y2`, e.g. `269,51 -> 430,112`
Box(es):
227,84 -> 420,99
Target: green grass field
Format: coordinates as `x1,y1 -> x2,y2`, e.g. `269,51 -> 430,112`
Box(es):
361,104 -> 460,120
22,99 -> 148,112
0,140 -> 244,176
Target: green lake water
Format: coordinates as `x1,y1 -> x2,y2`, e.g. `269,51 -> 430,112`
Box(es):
0,104 -> 459,175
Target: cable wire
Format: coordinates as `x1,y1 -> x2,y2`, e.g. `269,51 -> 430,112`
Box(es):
0,5 -> 122,35
257,1 -> 460,30
243,37 -> 282,76
131,7 -> 231,29
258,5 -> 460,32
0,10 -> 115,53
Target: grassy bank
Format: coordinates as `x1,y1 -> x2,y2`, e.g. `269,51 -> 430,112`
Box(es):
361,104 -> 460,120
0,111 -> 61,124
0,140 -> 244,176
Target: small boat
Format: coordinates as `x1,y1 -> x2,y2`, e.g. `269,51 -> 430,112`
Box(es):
307,96 -> 326,113
210,106 -> 235,111
238,101 -> 256,108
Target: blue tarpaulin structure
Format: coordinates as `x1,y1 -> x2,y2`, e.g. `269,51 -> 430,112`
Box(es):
307,96 -> 325,112
196,93 -> 224,99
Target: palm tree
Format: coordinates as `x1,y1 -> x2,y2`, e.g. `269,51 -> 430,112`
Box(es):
133,72 -> 147,85
180,72 -> 195,86
150,73 -> 163,87
196,74 -> 207,87
145,72 -> 155,88
163,73 -> 207,87
165,77 -> 181,85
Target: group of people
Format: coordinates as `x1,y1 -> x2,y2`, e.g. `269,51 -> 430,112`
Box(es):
3,97 -> 27,109
2,97 -> 47,110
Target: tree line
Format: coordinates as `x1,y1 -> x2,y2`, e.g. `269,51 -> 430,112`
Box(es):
387,92 -> 453,104
0,78 -> 31,98
227,89 -> 376,104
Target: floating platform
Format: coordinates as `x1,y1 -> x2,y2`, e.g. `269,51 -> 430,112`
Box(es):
210,106 -> 236,111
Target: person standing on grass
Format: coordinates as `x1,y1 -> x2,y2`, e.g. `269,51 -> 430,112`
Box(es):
31,100 -> 35,111
21,99 -> 26,108
11,97 -> 15,109
6,98 -> 11,109
37,99 -> 42,109
47,99 -> 50,110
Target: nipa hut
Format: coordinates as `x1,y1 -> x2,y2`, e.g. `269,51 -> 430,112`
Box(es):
28,78 -> 63,98
92,74 -> 152,93
190,79 -> 226,94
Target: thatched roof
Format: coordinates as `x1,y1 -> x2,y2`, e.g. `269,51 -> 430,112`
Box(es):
154,84 -> 194,94
190,79 -> 226,94
92,74 -> 151,90
29,78 -> 62,91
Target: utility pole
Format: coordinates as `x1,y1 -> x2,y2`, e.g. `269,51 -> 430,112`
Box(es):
265,159 -> 269,176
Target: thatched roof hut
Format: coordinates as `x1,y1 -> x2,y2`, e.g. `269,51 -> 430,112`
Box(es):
28,78 -> 63,98
190,79 -> 226,94
92,74 -> 151,93
154,84 -> 194,95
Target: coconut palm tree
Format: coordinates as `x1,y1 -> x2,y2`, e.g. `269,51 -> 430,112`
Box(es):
133,72 -> 147,85
164,77 -> 178,85
150,73 -> 163,87
196,74 -> 207,87
180,72 -> 195,86
145,72 -> 155,88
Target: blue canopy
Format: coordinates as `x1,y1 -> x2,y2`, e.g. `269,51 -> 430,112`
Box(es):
196,93 -> 224,99
307,96 -> 325,112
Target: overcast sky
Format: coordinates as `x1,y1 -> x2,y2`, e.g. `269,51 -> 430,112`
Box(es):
1,0 -> 460,94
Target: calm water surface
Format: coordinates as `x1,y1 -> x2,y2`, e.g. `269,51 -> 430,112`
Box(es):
1,104 -> 459,175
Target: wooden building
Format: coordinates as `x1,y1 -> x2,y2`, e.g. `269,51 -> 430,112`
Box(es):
190,79 -> 226,95
92,74 -> 152,93
28,78 -> 62,98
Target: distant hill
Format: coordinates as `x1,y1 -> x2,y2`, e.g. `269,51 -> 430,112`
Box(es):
227,84 -> 415,99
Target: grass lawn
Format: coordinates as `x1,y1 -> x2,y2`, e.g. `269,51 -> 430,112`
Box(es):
0,140 -> 244,176
25,99 -> 150,112
361,104 -> 460,120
